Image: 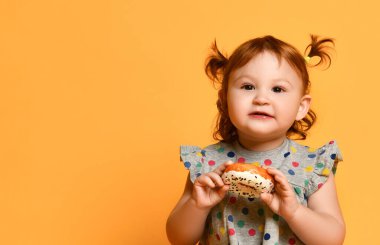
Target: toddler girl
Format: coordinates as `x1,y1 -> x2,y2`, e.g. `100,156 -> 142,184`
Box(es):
166,35 -> 345,245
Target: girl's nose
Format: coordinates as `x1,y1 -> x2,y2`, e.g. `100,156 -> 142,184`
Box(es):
252,90 -> 270,105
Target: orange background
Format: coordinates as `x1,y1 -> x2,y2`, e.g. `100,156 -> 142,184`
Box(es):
0,0 -> 379,244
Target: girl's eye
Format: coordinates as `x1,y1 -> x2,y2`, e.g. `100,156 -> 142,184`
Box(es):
241,84 -> 255,90
272,86 -> 284,93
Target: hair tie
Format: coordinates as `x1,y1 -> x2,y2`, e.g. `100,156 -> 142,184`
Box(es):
304,56 -> 311,63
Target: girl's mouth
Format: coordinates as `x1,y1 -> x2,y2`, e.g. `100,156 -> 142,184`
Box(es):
249,112 -> 273,119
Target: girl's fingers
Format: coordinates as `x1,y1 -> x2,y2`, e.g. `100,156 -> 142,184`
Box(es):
267,168 -> 287,182
195,175 -> 216,188
213,161 -> 234,175
195,172 -> 225,188
274,175 -> 288,186
206,172 -> 225,187
217,185 -> 230,197
194,161 -> 234,190
266,167 -> 292,191
266,167 -> 285,176
260,192 -> 273,205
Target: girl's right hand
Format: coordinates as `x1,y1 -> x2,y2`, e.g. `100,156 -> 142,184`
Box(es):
191,161 -> 233,210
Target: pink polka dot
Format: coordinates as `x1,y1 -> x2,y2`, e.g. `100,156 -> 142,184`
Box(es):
248,229 -> 256,236
237,157 -> 246,163
201,158 -> 204,163
292,161 -> 299,167
208,160 -> 215,166
216,234 -> 220,240
229,197 -> 237,204
264,159 -> 272,166
318,183 -> 323,189
289,237 -> 296,244
228,228 -> 235,236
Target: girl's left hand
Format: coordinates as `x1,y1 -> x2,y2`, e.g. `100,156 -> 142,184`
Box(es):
260,167 -> 300,222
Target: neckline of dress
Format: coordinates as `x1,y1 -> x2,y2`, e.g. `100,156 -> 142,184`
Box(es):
233,138 -> 290,157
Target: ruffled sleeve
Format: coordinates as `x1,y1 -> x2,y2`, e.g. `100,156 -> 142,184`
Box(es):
305,140 -> 343,197
180,145 -> 204,183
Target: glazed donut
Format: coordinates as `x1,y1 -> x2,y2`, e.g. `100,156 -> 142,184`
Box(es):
222,163 -> 275,198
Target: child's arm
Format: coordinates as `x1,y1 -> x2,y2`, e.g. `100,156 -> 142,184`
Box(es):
166,162 -> 232,245
261,168 -> 345,245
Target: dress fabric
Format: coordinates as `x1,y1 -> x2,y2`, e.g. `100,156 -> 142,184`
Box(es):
180,138 -> 342,245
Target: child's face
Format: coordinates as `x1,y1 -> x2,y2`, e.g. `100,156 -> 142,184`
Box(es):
227,51 -> 311,143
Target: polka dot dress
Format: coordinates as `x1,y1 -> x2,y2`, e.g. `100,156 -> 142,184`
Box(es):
180,139 -> 342,245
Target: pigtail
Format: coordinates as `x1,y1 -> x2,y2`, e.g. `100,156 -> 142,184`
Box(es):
205,40 -> 236,142
304,35 -> 335,69
205,40 -> 229,87
288,109 -> 317,140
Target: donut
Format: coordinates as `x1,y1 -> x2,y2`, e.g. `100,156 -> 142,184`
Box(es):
222,163 -> 275,198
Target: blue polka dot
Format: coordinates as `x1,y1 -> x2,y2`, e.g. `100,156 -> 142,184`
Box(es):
264,233 -> 271,240
242,207 -> 249,215
184,161 -> 191,169
284,152 -> 290,157
196,173 -> 201,178
308,154 -> 316,158
227,151 -> 236,158
330,153 -> 337,160
288,169 -> 295,175
228,215 -> 234,222
201,150 -> 206,157
319,149 -> 326,155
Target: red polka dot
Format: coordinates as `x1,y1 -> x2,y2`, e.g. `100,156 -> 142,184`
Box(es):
289,237 -> 296,244
248,229 -> 256,236
229,197 -> 237,204
208,160 -> 215,166
329,140 -> 334,144
228,228 -> 235,236
237,157 -> 246,163
216,234 -> 220,240
318,183 -> 323,189
264,159 -> 272,166
292,161 -> 299,167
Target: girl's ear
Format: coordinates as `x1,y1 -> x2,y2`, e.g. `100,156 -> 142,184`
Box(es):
296,95 -> 312,121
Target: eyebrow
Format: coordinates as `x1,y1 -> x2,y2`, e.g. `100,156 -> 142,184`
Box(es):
231,75 -> 255,84
273,78 -> 293,87
232,75 -> 293,87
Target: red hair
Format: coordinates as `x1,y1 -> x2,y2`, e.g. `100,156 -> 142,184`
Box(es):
205,35 -> 334,143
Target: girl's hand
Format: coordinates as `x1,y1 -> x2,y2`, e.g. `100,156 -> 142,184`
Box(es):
191,161 -> 233,210
260,167 -> 301,221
